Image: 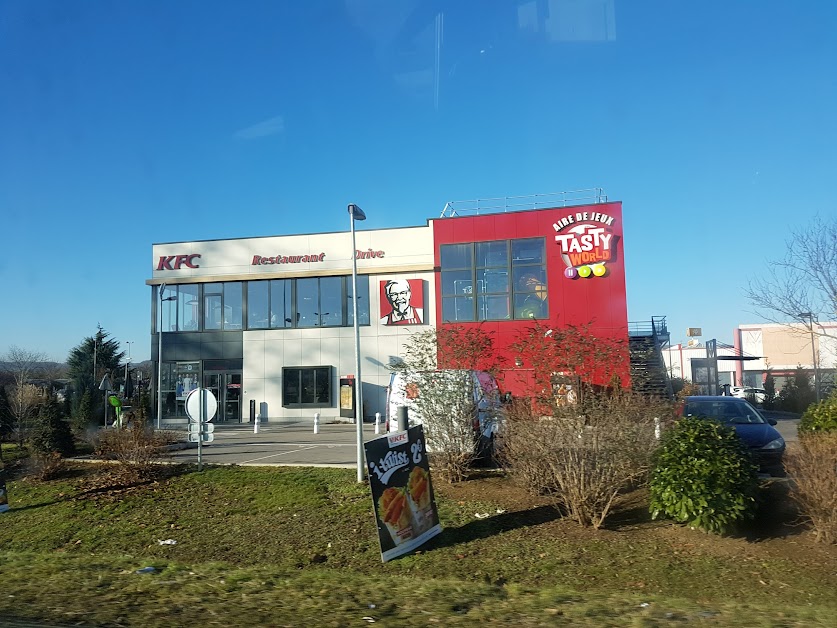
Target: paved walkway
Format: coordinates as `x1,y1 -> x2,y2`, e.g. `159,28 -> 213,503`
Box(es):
164,421 -> 386,468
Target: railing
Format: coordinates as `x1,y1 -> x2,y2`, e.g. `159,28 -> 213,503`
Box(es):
628,317 -> 669,342
439,188 -> 609,217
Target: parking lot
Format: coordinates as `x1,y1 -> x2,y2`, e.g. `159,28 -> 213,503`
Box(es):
165,421 -> 384,468
160,412 -> 801,470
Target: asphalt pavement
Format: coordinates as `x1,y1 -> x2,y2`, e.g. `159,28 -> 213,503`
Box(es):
129,412 -> 803,470
164,421 -> 385,468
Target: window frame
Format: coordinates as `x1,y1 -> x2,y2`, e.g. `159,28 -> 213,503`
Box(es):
440,237 -> 548,322
282,365 -> 333,408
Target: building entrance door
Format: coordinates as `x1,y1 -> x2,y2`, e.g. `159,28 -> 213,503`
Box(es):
202,371 -> 242,423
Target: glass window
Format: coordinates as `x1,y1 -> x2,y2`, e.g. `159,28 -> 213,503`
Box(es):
476,241 -> 508,267
478,295 -> 510,320
159,284 -> 178,332
296,278 -> 319,327
440,237 -> 547,321
283,366 -> 331,407
204,283 -> 223,330
440,243 -> 472,269
270,279 -> 293,328
247,281 -> 269,329
319,277 -> 343,327
224,282 -> 243,330
441,269 -> 473,296
442,296 -> 475,322
347,274 -> 370,326
178,284 -> 200,331
512,238 -> 546,264
477,269 -> 508,294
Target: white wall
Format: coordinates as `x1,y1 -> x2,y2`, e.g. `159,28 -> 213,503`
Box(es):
241,270 -> 436,423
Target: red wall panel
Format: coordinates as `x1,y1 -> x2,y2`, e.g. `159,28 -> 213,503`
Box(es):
432,202 -> 629,395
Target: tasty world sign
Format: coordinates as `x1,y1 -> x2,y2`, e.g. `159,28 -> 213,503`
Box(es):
553,210 -> 618,279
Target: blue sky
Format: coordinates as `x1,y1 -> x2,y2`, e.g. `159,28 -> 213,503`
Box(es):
1,0 -> 835,362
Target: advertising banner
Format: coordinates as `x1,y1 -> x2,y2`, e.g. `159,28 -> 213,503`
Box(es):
379,278 -> 424,325
365,425 -> 441,562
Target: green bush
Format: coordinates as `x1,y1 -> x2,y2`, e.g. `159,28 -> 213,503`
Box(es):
649,417 -> 759,534
799,393 -> 837,435
29,393 -> 75,458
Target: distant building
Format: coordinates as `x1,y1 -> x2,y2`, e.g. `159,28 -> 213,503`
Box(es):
663,322 -> 837,394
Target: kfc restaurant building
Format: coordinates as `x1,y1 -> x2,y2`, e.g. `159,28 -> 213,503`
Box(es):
148,200 -> 628,425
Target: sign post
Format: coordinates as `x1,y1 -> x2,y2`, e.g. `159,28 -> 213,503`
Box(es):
185,388 -> 218,471
364,425 -> 442,562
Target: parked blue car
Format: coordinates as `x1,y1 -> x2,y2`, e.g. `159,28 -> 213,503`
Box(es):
681,396 -> 786,476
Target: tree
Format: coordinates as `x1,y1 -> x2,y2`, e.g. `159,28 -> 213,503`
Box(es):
746,215 -> 837,339
395,326 -> 503,482
508,323 -> 628,414
29,390 -> 74,458
1,345 -> 49,444
67,326 -> 125,421
0,385 -> 12,440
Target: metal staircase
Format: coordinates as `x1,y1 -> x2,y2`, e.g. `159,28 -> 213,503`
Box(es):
628,316 -> 673,399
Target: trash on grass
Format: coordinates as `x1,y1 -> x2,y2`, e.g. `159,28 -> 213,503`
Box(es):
157,539 -> 177,545
136,567 -> 157,574
474,512 -> 490,519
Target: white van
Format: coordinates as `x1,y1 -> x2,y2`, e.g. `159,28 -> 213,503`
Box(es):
385,369 -> 504,459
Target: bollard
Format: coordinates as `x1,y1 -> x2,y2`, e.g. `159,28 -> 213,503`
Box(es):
397,405 -> 409,432
250,399 -> 256,423
374,412 -> 381,434
654,416 -> 661,440
254,414 -> 260,434
314,412 -> 320,434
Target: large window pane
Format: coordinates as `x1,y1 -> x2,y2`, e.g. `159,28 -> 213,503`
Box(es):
177,285 -> 200,331
270,280 -> 292,328
296,278 -> 318,327
347,275 -> 370,326
204,283 -> 223,330
441,270 -> 473,296
442,296 -> 474,322
476,241 -> 508,267
440,243 -> 472,269
224,282 -> 242,330
160,284 -> 177,332
512,267 -> 548,294
283,368 -> 300,404
248,281 -> 269,329
476,269 -> 508,294
301,369 -> 316,403
512,238 -> 545,264
514,293 -> 548,320
478,295 -> 510,320
283,366 -> 332,407
319,277 -> 343,327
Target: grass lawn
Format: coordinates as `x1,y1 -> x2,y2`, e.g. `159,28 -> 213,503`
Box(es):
0,461 -> 835,626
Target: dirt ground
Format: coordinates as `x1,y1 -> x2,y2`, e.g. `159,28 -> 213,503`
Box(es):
434,471 -> 837,570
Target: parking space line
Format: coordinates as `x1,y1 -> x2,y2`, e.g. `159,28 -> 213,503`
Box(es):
240,445 -> 319,464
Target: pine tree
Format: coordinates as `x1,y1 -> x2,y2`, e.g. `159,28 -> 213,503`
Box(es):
29,391 -> 75,457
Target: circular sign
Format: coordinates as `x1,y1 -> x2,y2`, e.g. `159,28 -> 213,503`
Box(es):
185,388 -> 218,423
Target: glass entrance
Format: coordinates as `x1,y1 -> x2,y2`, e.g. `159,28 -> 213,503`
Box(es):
202,371 -> 242,423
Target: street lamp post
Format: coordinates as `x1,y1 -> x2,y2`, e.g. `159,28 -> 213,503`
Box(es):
124,341 -> 133,398
798,312 -> 820,402
157,284 -> 177,429
349,203 -> 366,483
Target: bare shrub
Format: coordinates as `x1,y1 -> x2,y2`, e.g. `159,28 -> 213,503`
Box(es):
408,370 -> 481,483
501,392 -> 673,528
784,433 -> 837,544
28,451 -> 65,481
92,419 -> 177,481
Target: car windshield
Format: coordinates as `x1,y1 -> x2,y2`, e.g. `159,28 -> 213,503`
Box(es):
683,400 -> 766,425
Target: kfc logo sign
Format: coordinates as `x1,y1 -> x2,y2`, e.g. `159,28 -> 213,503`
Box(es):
157,254 -> 201,271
